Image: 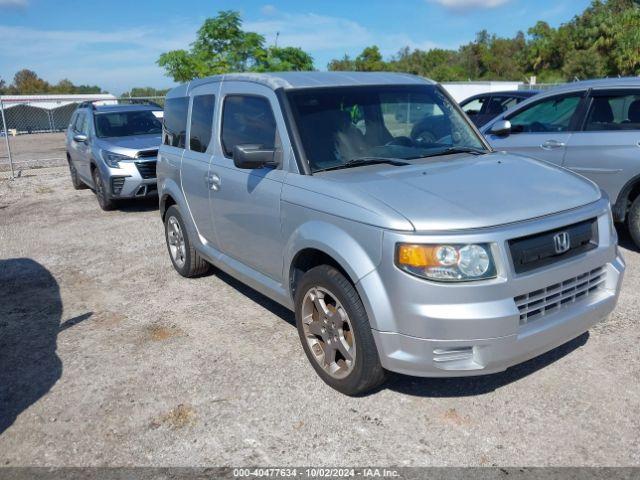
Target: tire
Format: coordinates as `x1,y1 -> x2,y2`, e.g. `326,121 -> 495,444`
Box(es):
294,265 -> 386,396
164,205 -> 211,278
628,195 -> 640,249
91,167 -> 115,211
68,158 -> 86,190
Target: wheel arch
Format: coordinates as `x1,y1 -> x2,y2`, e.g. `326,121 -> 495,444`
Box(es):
285,221 -> 383,300
159,177 -> 185,221
614,173 -> 640,222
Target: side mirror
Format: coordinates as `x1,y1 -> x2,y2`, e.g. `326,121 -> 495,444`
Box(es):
489,119 -> 512,136
232,144 -> 276,170
73,133 -> 88,143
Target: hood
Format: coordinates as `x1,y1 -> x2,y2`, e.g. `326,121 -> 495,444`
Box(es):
96,134 -> 161,153
320,152 -> 601,231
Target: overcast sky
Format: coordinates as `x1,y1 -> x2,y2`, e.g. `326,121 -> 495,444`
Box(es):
0,0 -> 591,95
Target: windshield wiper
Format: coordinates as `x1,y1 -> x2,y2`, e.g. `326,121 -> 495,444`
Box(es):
314,157 -> 410,173
417,146 -> 488,159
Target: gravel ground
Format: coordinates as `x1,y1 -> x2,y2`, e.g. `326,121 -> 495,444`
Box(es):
0,133 -> 67,172
0,168 -> 639,467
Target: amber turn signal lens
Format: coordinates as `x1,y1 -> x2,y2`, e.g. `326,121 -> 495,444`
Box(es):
397,244 -> 458,268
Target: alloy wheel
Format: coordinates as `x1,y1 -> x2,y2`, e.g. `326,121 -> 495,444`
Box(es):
301,286 -> 356,379
167,216 -> 187,268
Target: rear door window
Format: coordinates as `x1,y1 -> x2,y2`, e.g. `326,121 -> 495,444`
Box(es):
486,96 -> 519,115
221,95 -> 277,158
189,94 -> 216,153
163,97 -> 189,148
584,92 -> 640,131
462,97 -> 486,117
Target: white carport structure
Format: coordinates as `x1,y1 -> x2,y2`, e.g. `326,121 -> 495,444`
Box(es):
0,94 -> 116,134
441,81 -> 524,102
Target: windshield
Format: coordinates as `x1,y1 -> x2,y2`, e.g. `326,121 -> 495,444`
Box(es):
94,110 -> 162,138
286,85 -> 487,172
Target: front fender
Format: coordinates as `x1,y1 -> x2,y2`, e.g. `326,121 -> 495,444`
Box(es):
285,220 -> 383,283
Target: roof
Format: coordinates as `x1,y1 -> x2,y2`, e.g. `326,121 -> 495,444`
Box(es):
463,90 -> 540,101
167,71 -> 435,98
88,104 -> 162,113
539,77 -> 640,95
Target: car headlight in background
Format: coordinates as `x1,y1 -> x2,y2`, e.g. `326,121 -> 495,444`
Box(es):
101,151 -> 132,169
396,243 -> 497,282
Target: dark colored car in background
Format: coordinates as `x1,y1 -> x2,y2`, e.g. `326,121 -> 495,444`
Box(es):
461,90 -> 540,127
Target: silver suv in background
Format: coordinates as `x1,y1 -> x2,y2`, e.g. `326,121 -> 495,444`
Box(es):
66,103 -> 163,210
158,72 -> 624,395
481,78 -> 640,247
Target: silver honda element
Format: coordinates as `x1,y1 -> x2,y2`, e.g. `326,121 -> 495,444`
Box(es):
157,72 -> 624,395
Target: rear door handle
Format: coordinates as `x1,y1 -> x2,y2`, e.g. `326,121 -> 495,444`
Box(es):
541,140 -> 566,150
206,172 -> 221,191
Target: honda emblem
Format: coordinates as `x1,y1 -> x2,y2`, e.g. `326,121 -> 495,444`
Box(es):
553,231 -> 571,254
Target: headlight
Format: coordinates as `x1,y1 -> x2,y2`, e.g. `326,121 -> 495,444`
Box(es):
396,243 -> 497,282
101,151 -> 132,168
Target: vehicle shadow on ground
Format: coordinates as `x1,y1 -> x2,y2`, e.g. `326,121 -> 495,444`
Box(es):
616,224 -> 639,253
213,268 -> 296,327
385,332 -> 589,398
115,196 -> 159,213
0,258 -> 91,435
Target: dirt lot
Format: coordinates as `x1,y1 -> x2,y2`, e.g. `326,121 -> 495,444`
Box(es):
0,133 -> 67,172
0,168 -> 639,467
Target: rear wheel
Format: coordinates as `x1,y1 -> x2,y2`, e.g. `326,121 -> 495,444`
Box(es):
164,205 -> 211,277
92,167 -> 115,211
295,265 -> 386,396
68,158 -> 86,190
627,196 -> 640,249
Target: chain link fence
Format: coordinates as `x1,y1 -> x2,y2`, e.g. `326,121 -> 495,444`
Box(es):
0,95 -> 165,177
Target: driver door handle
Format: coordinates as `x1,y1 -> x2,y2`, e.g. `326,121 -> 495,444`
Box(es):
206,172 -> 221,191
541,140 -> 566,150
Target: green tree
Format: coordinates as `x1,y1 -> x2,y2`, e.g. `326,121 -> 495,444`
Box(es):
355,46 -> 386,71
327,54 -> 356,71
12,69 -> 50,94
122,87 -> 170,98
256,47 -> 314,72
158,10 -> 314,82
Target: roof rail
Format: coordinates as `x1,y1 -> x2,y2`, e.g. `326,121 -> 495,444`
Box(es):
118,98 -> 163,109
77,101 -> 97,110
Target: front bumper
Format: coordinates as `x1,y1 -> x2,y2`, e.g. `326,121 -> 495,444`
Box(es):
358,199 -> 625,377
105,160 -> 157,199
372,256 -> 624,377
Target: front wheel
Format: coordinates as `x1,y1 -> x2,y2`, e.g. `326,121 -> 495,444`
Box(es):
295,265 -> 386,396
627,195 -> 640,249
92,167 -> 115,211
68,158 -> 86,190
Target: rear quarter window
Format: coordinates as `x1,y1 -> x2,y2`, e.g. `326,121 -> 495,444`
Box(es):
189,94 -> 216,153
163,97 -> 189,148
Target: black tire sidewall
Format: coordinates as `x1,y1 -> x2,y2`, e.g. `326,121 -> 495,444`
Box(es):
69,161 -> 82,189
92,168 -> 113,210
628,196 -> 640,249
294,265 -> 385,396
164,206 -> 194,277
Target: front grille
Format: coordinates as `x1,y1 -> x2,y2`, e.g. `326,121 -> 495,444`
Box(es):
514,267 -> 606,325
509,218 -> 598,274
135,161 -> 157,179
136,149 -> 158,158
